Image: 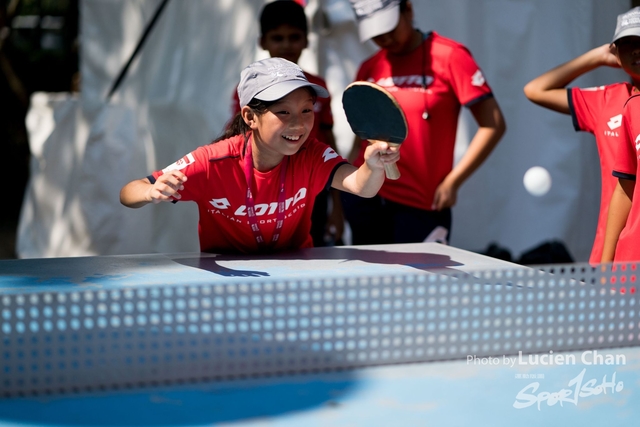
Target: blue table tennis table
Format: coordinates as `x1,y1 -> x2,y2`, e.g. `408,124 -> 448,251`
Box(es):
0,243 -> 638,426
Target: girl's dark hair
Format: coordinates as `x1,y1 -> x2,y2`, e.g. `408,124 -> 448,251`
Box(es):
213,98 -> 273,143
213,87 -> 317,143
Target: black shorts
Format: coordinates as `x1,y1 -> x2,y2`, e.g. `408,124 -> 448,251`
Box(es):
310,190 -> 329,247
341,193 -> 451,246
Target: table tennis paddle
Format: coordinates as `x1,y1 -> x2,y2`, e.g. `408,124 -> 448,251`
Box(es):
342,81 -> 407,180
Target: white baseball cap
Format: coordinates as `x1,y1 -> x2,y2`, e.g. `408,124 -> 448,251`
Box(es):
238,57 -> 328,108
349,0 -> 401,42
613,7 -> 640,44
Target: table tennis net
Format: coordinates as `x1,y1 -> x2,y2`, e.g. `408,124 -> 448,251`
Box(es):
1,262 -> 638,397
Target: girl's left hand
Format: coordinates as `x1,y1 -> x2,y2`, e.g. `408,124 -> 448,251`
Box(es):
363,140 -> 400,170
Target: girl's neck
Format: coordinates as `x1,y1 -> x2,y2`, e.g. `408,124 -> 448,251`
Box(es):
250,137 -> 284,172
408,29 -> 424,52
395,29 -> 424,56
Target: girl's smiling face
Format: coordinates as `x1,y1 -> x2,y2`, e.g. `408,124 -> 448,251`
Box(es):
244,87 -> 316,171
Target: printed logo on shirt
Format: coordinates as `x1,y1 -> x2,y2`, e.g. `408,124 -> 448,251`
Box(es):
583,86 -> 606,92
322,147 -> 339,163
162,153 -> 195,173
471,70 -> 485,87
635,134 -> 640,152
371,75 -> 433,89
208,188 -> 308,223
209,198 -> 231,209
608,114 -> 622,130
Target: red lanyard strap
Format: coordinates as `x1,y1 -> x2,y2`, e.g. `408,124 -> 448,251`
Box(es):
243,137 -> 288,250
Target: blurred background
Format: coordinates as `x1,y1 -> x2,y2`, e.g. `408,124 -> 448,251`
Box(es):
0,0 -> 78,258
0,0 -> 637,261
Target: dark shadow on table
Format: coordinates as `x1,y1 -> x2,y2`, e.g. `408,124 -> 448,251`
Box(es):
176,245 -> 467,278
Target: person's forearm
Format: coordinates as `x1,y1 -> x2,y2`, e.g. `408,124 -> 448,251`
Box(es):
334,141 -> 397,196
601,180 -> 634,263
527,49 -> 602,90
523,45 -> 613,113
334,162 -> 385,198
354,164 -> 385,197
445,126 -> 503,190
340,163 -> 385,198
120,179 -> 152,208
446,97 -> 506,190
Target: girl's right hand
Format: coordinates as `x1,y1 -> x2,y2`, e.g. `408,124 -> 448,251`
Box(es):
148,171 -> 187,203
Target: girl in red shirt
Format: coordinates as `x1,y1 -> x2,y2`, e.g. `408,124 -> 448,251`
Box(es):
120,57 -> 399,254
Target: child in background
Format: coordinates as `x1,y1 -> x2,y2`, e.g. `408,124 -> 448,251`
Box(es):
229,0 -> 343,246
120,58 -> 399,254
600,8 -> 640,262
524,7 -> 636,264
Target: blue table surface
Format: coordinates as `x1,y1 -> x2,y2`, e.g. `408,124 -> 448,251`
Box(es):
0,346 -> 637,427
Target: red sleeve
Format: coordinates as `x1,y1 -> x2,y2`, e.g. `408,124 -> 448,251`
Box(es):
304,138 -> 348,194
569,86 -> 604,133
447,44 -> 493,106
614,96 -> 640,178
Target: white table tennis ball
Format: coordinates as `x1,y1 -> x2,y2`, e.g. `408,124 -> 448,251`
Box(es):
523,166 -> 551,196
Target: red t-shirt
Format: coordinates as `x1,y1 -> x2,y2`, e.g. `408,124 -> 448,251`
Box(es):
352,31 -> 493,210
612,93 -> 640,262
150,134 -> 346,254
230,71 -> 333,143
569,82 -> 633,264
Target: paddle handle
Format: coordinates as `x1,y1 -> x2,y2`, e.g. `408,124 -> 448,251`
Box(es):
377,142 -> 401,180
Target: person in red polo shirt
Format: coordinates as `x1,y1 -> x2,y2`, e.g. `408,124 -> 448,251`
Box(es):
120,58 -> 399,254
524,8 -> 637,264
342,0 -> 506,246
601,8 -> 640,262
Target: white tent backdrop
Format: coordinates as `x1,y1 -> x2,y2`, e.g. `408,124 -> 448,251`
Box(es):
17,0 -> 631,260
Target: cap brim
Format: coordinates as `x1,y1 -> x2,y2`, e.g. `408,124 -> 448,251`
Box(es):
356,5 -> 399,42
254,80 -> 329,102
613,27 -> 640,43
